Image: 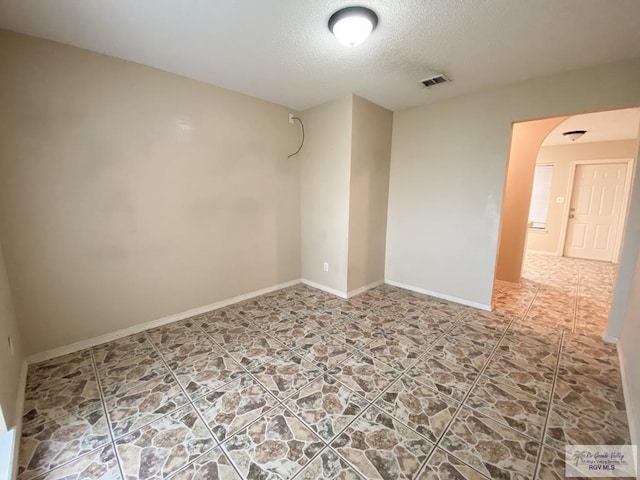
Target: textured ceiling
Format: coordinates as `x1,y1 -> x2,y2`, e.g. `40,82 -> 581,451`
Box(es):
1,0 -> 640,111
543,108 -> 640,146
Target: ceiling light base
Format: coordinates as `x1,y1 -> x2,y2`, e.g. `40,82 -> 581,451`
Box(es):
328,6 -> 378,47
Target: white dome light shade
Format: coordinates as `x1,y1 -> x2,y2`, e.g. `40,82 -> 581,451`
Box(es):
329,7 -> 378,47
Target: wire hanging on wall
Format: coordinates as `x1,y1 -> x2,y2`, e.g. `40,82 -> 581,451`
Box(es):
288,116 -> 305,158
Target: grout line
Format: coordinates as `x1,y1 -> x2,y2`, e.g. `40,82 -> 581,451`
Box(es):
90,349 -> 126,480
142,331 -> 219,440
141,329 -> 249,480
533,330 -> 565,478
433,315 -> 520,443
421,284 -> 544,477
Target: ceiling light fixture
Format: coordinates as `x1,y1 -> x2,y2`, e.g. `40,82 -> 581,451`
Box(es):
328,6 -> 378,47
562,130 -> 587,142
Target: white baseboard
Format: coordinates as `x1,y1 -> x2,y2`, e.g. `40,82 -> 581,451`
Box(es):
0,360 -> 27,480
384,279 -> 492,311
494,279 -> 521,287
300,279 -> 347,299
347,280 -> 384,298
26,279 -> 301,364
617,346 -> 638,473
525,249 -> 559,256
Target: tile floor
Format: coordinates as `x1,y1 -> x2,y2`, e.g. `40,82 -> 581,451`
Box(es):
18,253 -> 630,479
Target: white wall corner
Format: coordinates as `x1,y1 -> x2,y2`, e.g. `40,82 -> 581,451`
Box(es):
385,279 -> 492,311
26,279 -> 302,365
301,279 -> 348,299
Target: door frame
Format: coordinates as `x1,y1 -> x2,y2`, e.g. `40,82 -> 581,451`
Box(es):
557,158 -> 634,262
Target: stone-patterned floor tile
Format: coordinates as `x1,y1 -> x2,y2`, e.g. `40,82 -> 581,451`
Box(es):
495,334 -> 559,371
544,403 -> 631,451
465,377 -> 548,439
324,322 -> 379,348
374,375 -> 459,443
223,299 -> 285,321
251,350 -> 323,400
22,395 -> 104,431
221,405 -> 325,480
256,309 -> 307,333
98,356 -> 169,398
267,323 -> 326,348
193,375 -> 278,442
331,405 -> 434,480
165,347 -> 246,400
197,315 -> 260,336
23,444 -> 122,480
446,323 -> 503,349
23,351 -> 99,426
25,350 -> 95,391
362,337 -> 423,370
430,336 -> 492,372
208,330 -> 260,349
274,307 -> 338,331
395,318 -> 448,343
557,363 -> 624,392
406,355 -> 478,402
553,375 -> 626,425
560,333 -> 620,370
222,335 -> 288,371
155,330 -> 219,363
427,299 -> 470,319
461,309 -> 512,332
327,352 -> 400,401
18,410 -> 111,480
167,447 -> 241,480
92,333 -> 157,367
284,374 -> 369,442
294,448 -> 366,480
146,320 -> 206,354
116,405 -> 215,480
440,406 -> 540,480
535,446 -> 566,480
292,332 -> 358,370
400,308 -> 459,330
417,447 -> 490,480
482,355 -> 555,400
104,373 -> 189,439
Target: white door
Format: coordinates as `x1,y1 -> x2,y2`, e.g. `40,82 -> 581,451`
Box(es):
564,162 -> 628,262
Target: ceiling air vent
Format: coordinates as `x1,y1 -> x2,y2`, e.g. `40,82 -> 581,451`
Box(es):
421,74 -> 449,88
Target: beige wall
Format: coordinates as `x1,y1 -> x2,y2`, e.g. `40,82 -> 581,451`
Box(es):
0,242 -> 24,431
387,58 -> 640,308
300,96 -> 353,293
0,31 -> 301,355
495,117 -> 566,283
527,139 -> 639,254
347,96 -> 393,293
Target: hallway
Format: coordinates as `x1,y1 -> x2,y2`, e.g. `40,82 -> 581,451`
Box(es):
494,252 -> 617,338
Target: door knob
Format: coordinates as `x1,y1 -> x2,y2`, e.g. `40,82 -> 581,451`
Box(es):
569,214 -> 575,218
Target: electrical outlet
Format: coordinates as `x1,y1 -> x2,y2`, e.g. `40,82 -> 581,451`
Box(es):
323,262 -> 329,272
289,113 -> 295,124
